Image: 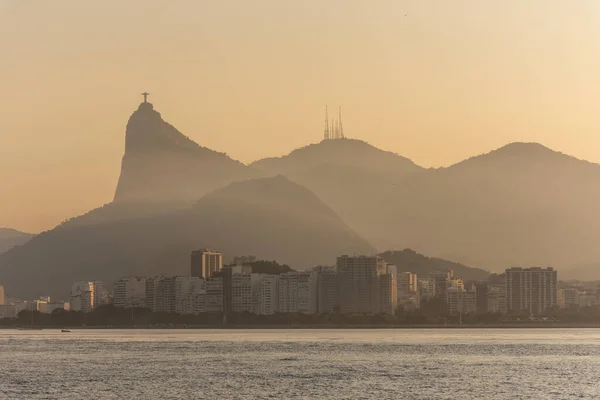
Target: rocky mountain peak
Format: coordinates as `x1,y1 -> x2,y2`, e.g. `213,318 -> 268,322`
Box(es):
113,102 -> 256,204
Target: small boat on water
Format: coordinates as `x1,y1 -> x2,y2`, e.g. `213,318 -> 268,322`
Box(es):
61,329 -> 71,333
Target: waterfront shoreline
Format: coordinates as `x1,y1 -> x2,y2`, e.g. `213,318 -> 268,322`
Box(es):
3,323 -> 600,330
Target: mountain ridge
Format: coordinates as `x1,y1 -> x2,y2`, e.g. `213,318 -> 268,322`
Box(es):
380,249 -> 489,281
250,140 -> 600,275
0,228 -> 34,255
0,176 -> 375,299
114,101 -> 258,205
250,138 -> 423,177
5,95 -> 600,297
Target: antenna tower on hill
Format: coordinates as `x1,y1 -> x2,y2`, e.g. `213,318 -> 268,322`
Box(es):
324,106 -> 330,140
323,105 -> 346,140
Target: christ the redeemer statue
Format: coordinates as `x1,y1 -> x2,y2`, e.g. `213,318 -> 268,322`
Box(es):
141,92 -> 150,103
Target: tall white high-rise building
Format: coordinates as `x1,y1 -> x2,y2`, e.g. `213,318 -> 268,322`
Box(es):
70,281 -> 103,312
397,272 -> 417,295
428,270 -> 452,300
297,271 -> 311,313
113,277 -> 147,308
379,267 -> 397,315
397,272 -> 419,310
205,277 -> 223,313
446,287 -> 476,315
175,276 -> 205,314
251,274 -> 278,315
417,279 -> 430,303
190,290 -> 207,314
278,272 -> 299,313
505,267 -> 557,315
92,281 -> 104,308
308,266 -> 338,314
144,276 -> 205,313
223,265 -> 252,313
145,276 -> 177,313
338,255 -> 380,314
191,249 -> 223,279
487,283 -> 506,313
338,255 -> 392,315
278,271 -> 311,313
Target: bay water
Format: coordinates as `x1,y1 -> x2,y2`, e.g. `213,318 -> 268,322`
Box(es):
1,329 -> 599,399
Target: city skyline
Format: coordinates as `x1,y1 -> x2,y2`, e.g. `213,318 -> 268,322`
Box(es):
4,251 -> 597,322
4,3 -> 600,398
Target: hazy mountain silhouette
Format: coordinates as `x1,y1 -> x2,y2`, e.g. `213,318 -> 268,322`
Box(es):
250,138 -> 422,177
0,176 -> 375,299
252,141 -> 600,274
0,228 -> 33,255
380,249 -> 488,281
114,101 -> 257,205
388,142 -> 600,271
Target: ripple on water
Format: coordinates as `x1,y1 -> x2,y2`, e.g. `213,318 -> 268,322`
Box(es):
1,329 -> 600,399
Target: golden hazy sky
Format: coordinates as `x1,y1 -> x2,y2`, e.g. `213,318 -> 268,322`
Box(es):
1,1 -> 600,232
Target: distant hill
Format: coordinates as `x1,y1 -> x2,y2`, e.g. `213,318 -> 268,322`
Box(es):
378,142 -> 600,270
380,249 -> 489,281
250,138 -> 422,177
0,176 -> 374,299
0,228 -> 33,255
114,101 -> 258,205
251,141 -> 600,271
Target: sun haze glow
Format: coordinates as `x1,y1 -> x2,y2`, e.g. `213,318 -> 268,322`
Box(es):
2,0 -> 600,232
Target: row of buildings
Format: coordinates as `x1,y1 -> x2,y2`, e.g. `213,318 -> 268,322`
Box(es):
0,295 -> 68,318
107,251 -> 578,317
0,281 -> 106,318
110,255 -> 399,316
557,286 -> 600,309
404,267 -> 560,316
3,249 -> 600,318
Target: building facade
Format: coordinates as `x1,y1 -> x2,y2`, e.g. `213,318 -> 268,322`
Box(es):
175,276 -> 204,314
338,255 -> 393,314
113,277 -> 147,308
475,283 -> 488,314
70,281 -> 103,312
428,270 -> 452,300
310,266 -> 339,314
397,272 -> 419,311
222,265 -> 252,313
146,276 -> 177,313
205,277 -> 223,313
487,283 -> 506,313
251,274 -> 278,315
446,287 -> 476,315
505,267 -> 557,315
191,249 -> 223,279
0,304 -> 16,318
379,269 -> 397,315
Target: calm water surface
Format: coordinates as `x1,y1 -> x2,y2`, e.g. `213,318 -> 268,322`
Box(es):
1,329 -> 599,399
